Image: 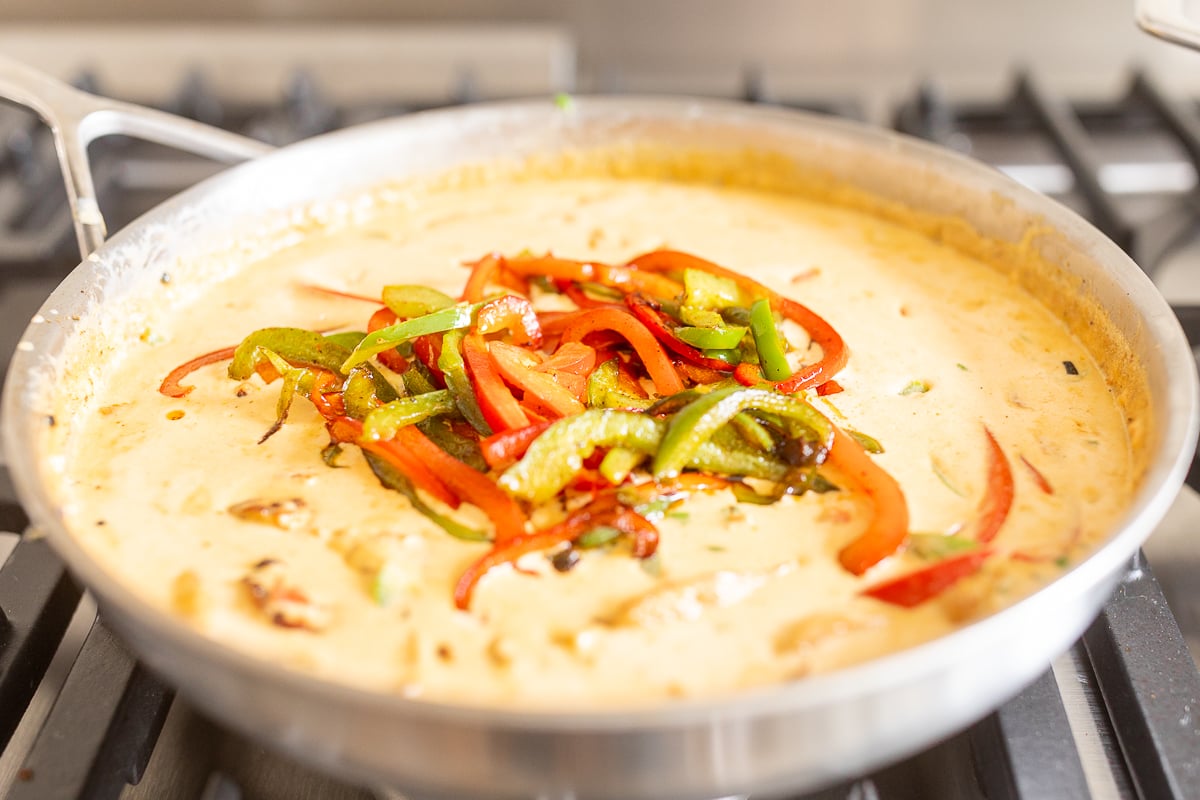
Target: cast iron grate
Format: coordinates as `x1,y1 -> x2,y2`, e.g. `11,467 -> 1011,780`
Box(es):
0,68 -> 1198,799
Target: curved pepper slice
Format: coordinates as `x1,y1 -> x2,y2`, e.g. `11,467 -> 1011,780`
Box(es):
480,420 -> 554,470
229,328 -> 354,380
489,341 -> 586,419
160,345 -> 237,397
461,253 -> 503,302
560,307 -> 685,396
461,333 -> 529,432
439,330 -> 493,436
361,390 -> 457,441
976,426 -> 1015,543
343,301 -> 483,370
830,426 -> 910,575
862,549 -> 991,607
390,424 -> 528,543
748,298 -> 792,381
499,409 -> 787,503
625,294 -> 737,373
328,417 -> 459,509
382,285 -> 455,318
653,387 -> 832,479
453,497 -> 658,609
476,294 -> 543,348
362,449 -> 487,543
366,308 -> 409,374
629,250 -> 847,393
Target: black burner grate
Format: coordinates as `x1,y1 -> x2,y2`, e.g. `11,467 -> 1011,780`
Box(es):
1,68 -> 1200,800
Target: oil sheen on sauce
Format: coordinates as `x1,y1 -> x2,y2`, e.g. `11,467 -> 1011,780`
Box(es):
61,174 -> 1135,708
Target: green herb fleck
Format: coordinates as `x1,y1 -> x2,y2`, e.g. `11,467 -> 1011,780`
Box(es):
1055,555 -> 1070,569
707,545 -> 727,552
900,380 -> 930,396
956,363 -> 968,371
908,532 -> 977,560
848,429 -> 885,454
667,511 -> 691,522
554,92 -> 575,111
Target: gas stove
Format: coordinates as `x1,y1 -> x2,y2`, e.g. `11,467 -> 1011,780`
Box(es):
0,33 -> 1199,800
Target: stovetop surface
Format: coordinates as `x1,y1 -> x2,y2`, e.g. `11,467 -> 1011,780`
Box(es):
0,63 -> 1199,800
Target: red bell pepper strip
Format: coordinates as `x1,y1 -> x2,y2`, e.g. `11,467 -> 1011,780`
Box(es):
461,253 -> 502,302
862,550 -> 992,607
611,507 -> 660,558
411,335 -> 446,387
367,307 -> 409,373
461,333 -> 529,431
307,371 -> 347,420
475,294 -> 544,347
976,427 -> 1015,543
453,496 -> 655,609
625,294 -> 737,372
480,420 -> 554,470
160,345 -> 237,397
537,342 -> 596,376
830,426 -> 910,575
560,281 -> 621,310
326,416 -> 459,509
560,307 -> 685,396
489,341 -> 586,418
390,424 -> 528,543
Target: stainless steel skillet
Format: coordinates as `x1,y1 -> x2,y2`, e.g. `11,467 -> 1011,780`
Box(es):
0,55 -> 1196,800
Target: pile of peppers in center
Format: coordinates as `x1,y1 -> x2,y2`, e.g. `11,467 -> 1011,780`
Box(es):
161,249 -> 1013,611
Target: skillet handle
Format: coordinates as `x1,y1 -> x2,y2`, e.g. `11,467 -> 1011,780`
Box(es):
0,54 -> 275,258
1136,0 -> 1200,51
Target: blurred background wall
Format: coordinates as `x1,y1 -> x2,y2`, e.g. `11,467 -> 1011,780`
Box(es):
4,0 -> 1200,106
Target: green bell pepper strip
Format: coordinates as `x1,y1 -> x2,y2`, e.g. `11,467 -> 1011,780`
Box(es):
348,364 -> 486,471
341,366 -> 397,419
418,417 -> 489,473
683,268 -> 740,309
586,359 -> 652,410
229,328 -> 354,380
499,409 -> 787,503
342,301 -> 483,370
361,450 -> 488,542
323,331 -> 367,351
674,325 -> 748,350
653,387 -> 832,479
679,305 -> 725,328
255,349 -> 320,443
382,285 -> 456,318
748,298 -> 792,381
362,390 -> 457,441
598,447 -> 646,484
438,329 -> 493,435
400,361 -> 440,396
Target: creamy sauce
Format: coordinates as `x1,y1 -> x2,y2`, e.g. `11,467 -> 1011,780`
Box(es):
58,170 -> 1136,708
